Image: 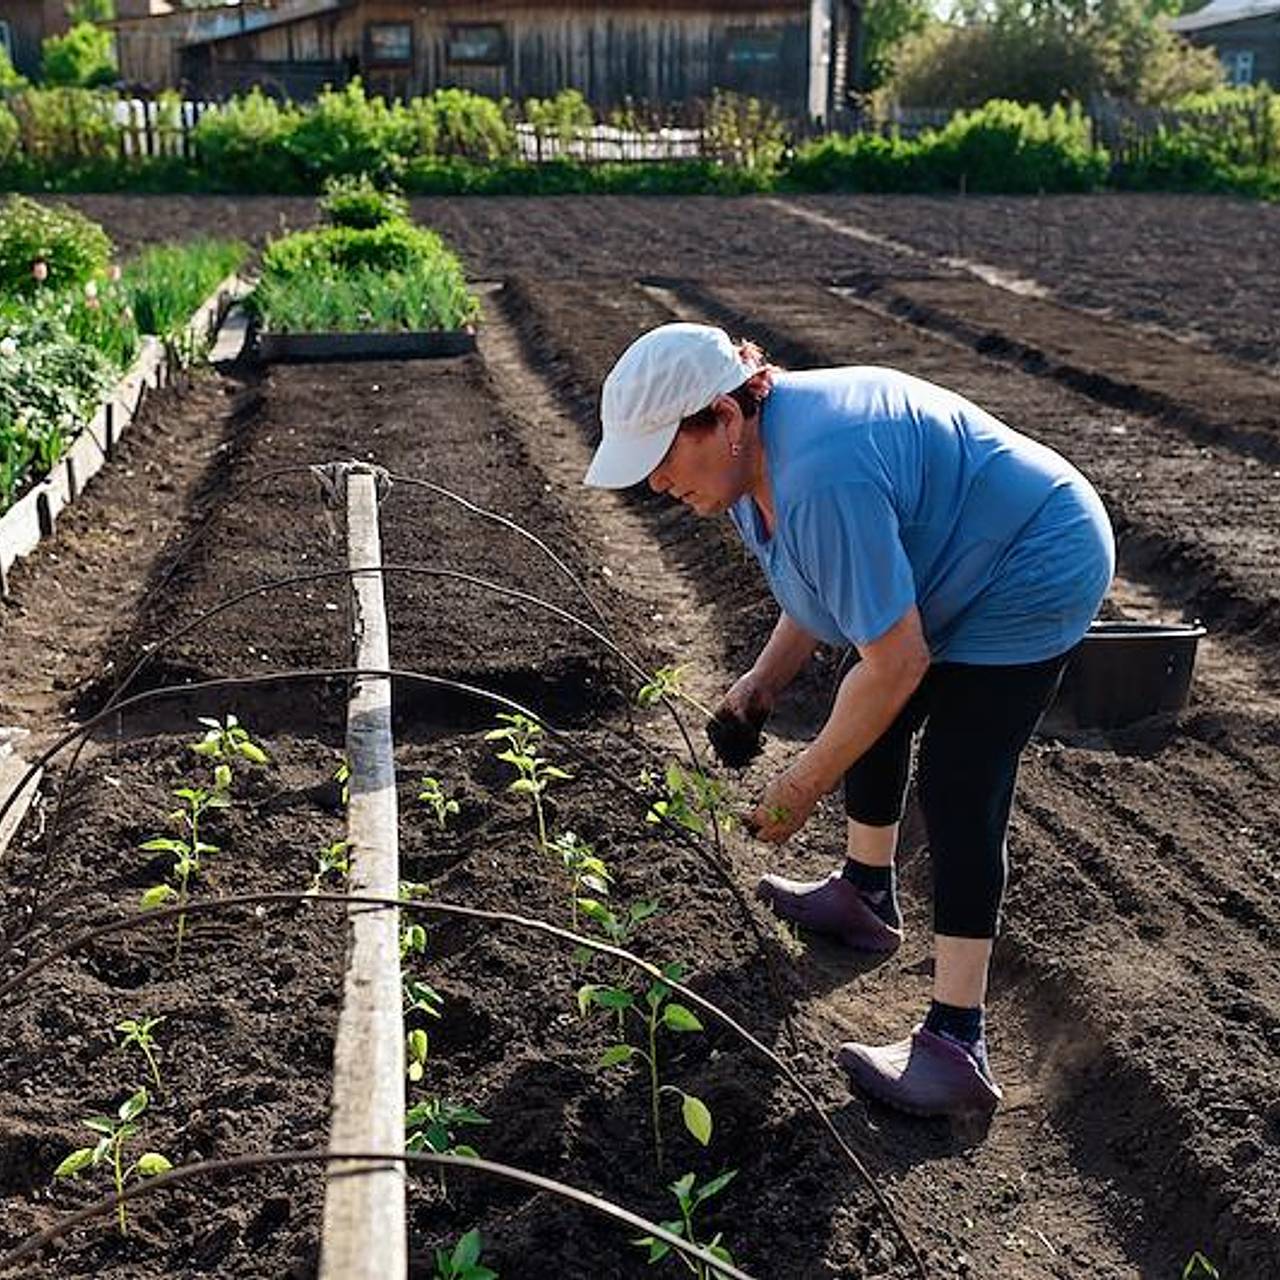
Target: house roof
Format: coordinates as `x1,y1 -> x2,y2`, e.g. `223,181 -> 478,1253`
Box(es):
1170,0 -> 1280,34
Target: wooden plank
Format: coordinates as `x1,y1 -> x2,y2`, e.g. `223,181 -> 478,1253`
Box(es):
320,470 -> 406,1280
0,751 -> 40,866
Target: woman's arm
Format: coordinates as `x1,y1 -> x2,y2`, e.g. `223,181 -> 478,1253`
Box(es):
748,605 -> 930,842
720,612 -> 820,720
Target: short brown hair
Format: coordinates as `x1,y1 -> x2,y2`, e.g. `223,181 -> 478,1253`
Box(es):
678,339 -> 773,435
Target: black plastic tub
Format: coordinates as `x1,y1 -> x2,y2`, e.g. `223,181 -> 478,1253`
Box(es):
1043,620 -> 1207,733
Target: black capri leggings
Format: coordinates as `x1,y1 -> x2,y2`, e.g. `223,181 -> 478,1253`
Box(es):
842,651 -> 1072,939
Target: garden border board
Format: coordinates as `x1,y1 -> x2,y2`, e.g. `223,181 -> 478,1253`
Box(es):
255,331 -> 477,364
0,273 -> 246,597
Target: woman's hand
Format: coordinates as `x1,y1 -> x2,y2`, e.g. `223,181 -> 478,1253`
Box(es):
745,764 -> 822,844
706,671 -> 774,767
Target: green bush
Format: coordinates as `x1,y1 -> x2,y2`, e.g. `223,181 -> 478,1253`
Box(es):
403,87 -> 516,162
191,89 -> 301,192
0,195 -> 113,294
523,88 -> 593,147
4,87 -> 118,166
784,132 -> 931,193
0,47 -> 28,96
260,220 -> 454,278
41,22 -> 117,89
787,100 -> 1107,193
319,173 -> 408,228
0,102 -> 18,167
926,99 -> 1108,192
0,299 -> 119,509
251,216 -> 477,333
284,79 -> 415,182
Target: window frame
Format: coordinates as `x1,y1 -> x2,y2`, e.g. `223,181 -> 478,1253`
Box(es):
1222,48 -> 1255,86
445,22 -> 507,67
723,25 -> 785,69
365,21 -> 414,68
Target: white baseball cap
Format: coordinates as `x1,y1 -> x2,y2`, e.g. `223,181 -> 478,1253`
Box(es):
584,323 -> 756,489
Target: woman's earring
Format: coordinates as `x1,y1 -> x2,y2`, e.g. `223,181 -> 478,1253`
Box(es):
730,442 -> 741,457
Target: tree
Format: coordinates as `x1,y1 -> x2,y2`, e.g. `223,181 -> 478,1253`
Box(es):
42,22 -> 118,88
889,0 -> 1221,106
66,0 -> 116,22
860,0 -> 933,90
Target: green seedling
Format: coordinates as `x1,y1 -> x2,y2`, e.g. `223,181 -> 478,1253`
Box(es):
633,1169 -> 738,1278
191,714 -> 269,772
637,664 -> 717,721
575,896 -> 661,997
435,1228 -> 498,1280
550,830 -> 612,932
54,1088 -> 172,1236
406,1097 -> 490,1198
579,961 -> 711,1172
139,783 -> 228,957
115,1015 -> 165,1092
419,775 -> 460,829
404,978 -> 445,1083
485,712 -> 571,855
405,1097 -> 490,1157
1183,1254 -> 1219,1280
643,763 -> 733,836
333,757 -> 350,806
308,839 -> 350,894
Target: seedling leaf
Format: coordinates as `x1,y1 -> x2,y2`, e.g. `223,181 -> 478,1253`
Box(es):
54,1148 -> 96,1177
135,1152 -> 172,1177
599,1045 -> 636,1068
662,1003 -> 702,1033
681,1093 -> 713,1146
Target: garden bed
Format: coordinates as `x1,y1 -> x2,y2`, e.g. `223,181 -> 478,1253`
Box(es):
0,197 -> 1277,1280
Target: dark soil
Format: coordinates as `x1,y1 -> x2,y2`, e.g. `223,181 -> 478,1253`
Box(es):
1,194 -> 1277,1280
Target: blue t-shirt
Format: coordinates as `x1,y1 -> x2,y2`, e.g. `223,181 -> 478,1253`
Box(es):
728,368 -> 1115,664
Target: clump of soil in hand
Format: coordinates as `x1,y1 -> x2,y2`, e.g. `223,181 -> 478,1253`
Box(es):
706,709 -> 767,768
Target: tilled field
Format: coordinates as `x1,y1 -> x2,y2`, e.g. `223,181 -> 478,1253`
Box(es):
0,195 -> 1277,1279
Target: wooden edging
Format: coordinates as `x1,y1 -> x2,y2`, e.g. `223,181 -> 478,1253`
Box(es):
256,330 -> 476,364
319,469 -> 407,1278
0,272 -> 247,597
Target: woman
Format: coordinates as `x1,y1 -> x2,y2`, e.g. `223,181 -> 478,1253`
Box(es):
584,322 -> 1114,1118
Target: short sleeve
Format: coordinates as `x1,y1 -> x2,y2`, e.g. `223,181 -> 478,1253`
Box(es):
784,483 -> 917,647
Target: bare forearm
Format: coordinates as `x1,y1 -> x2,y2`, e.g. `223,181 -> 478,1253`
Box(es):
793,659 -> 922,794
751,613 -> 819,697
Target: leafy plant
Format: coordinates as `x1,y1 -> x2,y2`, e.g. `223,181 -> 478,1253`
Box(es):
486,712 -> 571,856
633,1169 -> 738,1278
405,1097 -> 490,1156
308,839 -> 350,894
319,172 -> 409,228
637,664 -> 715,720
579,962 -> 711,1171
191,712 -> 268,771
41,23 -> 117,89
550,830 -> 612,932
0,194 -> 111,295
419,775 -> 459,829
139,781 -> 230,956
644,763 -> 731,836
115,1015 -> 165,1092
333,756 -> 350,806
435,1228 -> 497,1280
54,1088 -> 172,1235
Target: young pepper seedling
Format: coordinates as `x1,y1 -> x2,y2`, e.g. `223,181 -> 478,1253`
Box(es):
54,1087 -> 172,1236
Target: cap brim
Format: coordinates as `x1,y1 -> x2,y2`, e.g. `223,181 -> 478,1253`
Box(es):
583,421 -> 679,489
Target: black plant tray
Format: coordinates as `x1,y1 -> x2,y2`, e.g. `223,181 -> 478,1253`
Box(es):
255,330 -> 477,364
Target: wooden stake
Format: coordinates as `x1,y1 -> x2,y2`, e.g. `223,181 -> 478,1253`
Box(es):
319,470 -> 407,1279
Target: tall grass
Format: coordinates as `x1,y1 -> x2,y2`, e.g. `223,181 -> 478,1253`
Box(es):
123,238 -> 247,339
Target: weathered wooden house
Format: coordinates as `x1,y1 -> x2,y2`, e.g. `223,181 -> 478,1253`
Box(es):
1170,0 -> 1280,87
115,0 -> 862,121
0,0 -> 69,78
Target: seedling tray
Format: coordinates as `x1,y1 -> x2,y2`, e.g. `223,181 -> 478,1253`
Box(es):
255,331 -> 477,364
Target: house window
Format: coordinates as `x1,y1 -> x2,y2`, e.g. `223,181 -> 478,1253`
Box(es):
725,27 -> 784,67
366,22 -> 413,67
0,20 -> 12,64
1222,49 -> 1255,85
447,23 -> 506,66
